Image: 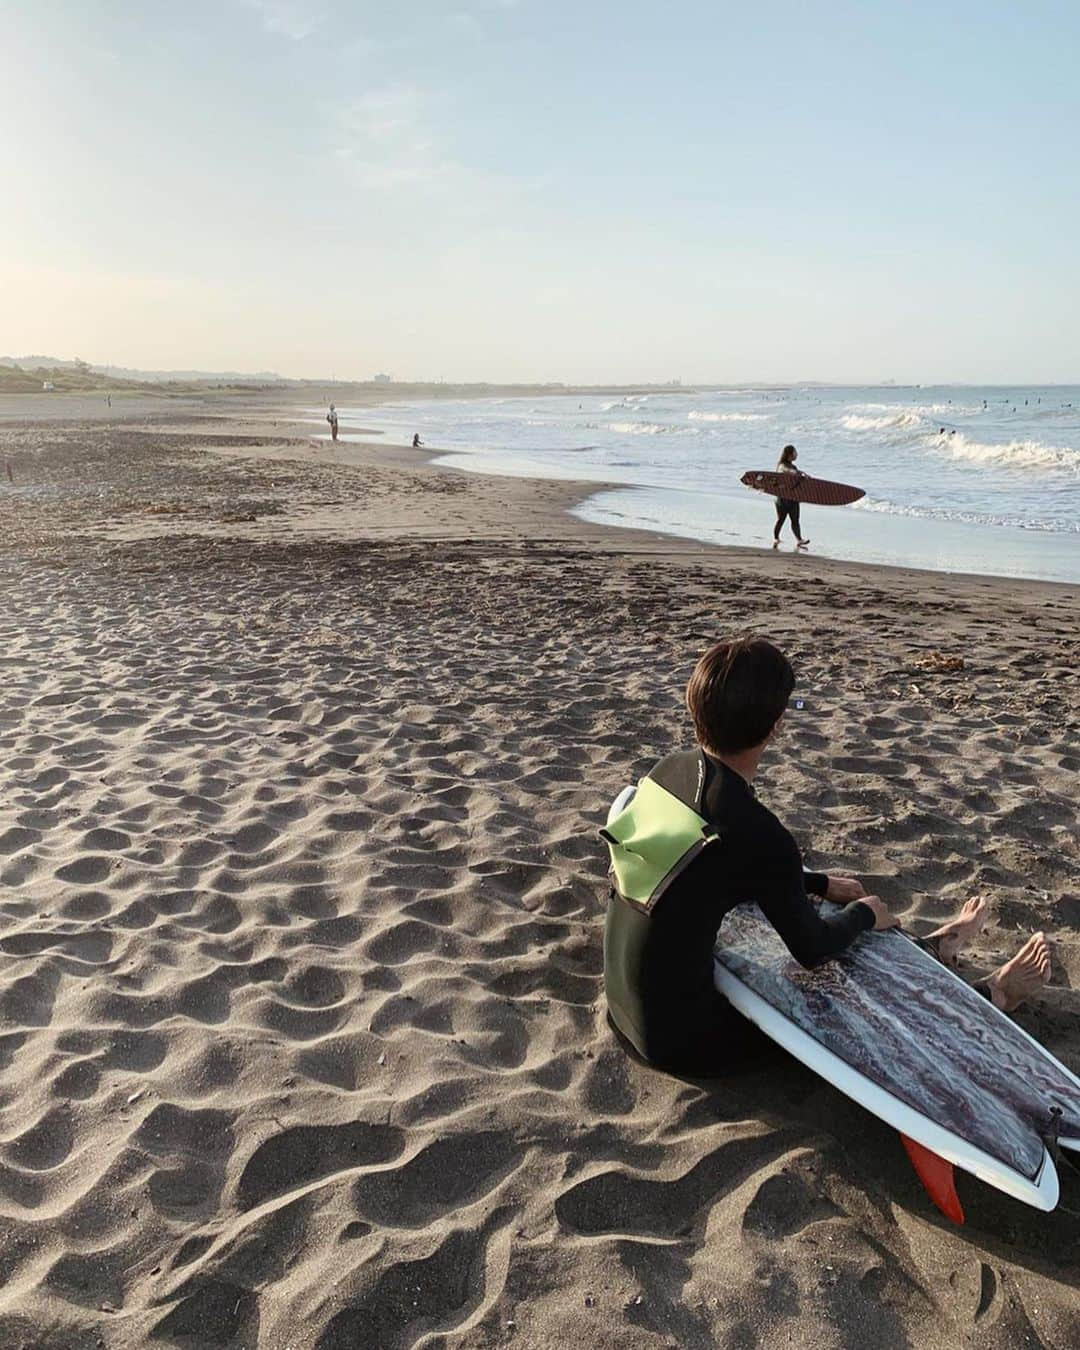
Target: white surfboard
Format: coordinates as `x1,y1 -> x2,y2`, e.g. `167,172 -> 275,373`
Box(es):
607,787 -> 1080,1214
714,945 -> 1056,1209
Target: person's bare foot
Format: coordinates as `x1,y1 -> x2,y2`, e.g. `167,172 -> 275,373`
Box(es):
927,895 -> 988,967
986,932 -> 1051,1012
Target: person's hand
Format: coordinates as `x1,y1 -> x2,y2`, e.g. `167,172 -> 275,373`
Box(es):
825,876 -> 867,902
858,895 -> 899,931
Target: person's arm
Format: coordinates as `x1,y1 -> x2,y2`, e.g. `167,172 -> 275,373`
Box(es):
755,831 -> 874,967
804,870 -> 829,897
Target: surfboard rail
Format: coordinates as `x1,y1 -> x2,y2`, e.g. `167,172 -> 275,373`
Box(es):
713,958 -> 1060,1211
890,927 -> 1080,1149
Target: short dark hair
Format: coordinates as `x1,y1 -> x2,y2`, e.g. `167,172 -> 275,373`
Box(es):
685,636 -> 795,753
780,444 -> 797,464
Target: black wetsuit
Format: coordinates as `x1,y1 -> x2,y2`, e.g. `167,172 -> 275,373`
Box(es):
604,750 -> 874,1075
774,463 -> 803,540
774,497 -> 802,541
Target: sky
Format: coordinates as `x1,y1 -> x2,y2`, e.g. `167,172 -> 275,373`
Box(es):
2,0 -> 1078,383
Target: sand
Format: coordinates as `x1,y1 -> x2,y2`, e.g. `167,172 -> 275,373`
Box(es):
0,397 -> 1078,1349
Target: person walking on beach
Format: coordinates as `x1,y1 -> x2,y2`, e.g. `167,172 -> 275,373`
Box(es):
412,433 -> 423,448
602,636 -> 1052,1076
773,443 -> 809,547
327,404 -> 339,441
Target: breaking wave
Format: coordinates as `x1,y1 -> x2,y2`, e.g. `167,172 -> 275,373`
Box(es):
929,432 -> 1080,474
599,395 -> 652,412
602,420 -> 696,436
840,412 -> 926,432
687,410 -> 772,423
851,401 -> 984,417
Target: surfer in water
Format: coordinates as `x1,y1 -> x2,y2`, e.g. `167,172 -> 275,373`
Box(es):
773,444 -> 809,548
602,636 -> 1052,1076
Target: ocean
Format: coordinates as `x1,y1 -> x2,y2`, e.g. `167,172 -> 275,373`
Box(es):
325,386 -> 1080,584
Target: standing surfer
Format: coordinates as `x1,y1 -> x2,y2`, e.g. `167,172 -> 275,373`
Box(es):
601,636 -> 1052,1077
773,443 -> 810,548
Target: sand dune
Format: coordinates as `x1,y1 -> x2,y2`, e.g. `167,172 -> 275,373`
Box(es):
0,405 -> 1077,1347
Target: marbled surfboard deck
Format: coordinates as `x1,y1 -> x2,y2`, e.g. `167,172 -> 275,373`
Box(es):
714,903 -> 1080,1182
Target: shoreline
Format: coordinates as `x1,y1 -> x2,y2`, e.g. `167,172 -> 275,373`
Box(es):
296,391 -> 1080,590
241,407 -> 1080,599
4,385 -> 1077,593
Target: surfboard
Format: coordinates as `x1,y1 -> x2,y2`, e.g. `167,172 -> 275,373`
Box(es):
603,788 -> 1080,1218
713,903 -> 1080,1215
741,470 -> 865,506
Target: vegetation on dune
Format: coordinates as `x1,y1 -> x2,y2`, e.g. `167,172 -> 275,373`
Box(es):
0,359 -> 139,393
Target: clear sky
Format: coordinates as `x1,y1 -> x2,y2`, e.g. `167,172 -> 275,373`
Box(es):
2,1 -> 1078,383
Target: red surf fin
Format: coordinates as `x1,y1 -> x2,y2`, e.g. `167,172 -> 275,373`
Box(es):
901,1135 -> 965,1224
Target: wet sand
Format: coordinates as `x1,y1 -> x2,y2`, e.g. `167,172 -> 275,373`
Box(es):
0,398 -> 1078,1348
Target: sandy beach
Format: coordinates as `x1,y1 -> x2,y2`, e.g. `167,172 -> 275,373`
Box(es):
1,396 -> 1078,1349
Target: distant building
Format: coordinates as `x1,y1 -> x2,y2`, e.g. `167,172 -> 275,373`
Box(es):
372,373 -> 393,384
42,381 -> 56,391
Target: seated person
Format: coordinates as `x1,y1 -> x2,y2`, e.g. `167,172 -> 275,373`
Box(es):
602,635 -> 1051,1076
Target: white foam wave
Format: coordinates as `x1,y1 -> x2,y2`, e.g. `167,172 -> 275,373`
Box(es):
687,410 -> 771,423
931,432 -> 1080,474
599,395 -> 651,413
840,412 -> 926,432
854,494 -> 1078,533
605,420 -> 684,436
851,401 -> 983,417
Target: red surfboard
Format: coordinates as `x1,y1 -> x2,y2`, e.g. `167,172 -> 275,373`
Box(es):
741,470 -> 865,506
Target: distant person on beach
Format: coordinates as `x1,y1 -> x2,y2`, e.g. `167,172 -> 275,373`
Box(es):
601,636 -> 1052,1076
773,444 -> 809,548
327,404 -> 339,441
412,433 -> 423,448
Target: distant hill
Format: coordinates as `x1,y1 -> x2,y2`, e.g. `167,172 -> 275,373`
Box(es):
97,363 -> 284,383
0,356 -> 284,386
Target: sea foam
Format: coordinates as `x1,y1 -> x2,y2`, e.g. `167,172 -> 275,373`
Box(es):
840,412 -> 926,432
687,410 -> 772,423
603,420 -> 696,436
930,433 -> 1080,474
854,494 -> 1078,533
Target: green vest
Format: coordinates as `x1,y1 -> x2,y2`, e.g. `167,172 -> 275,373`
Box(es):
600,767 -> 721,913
